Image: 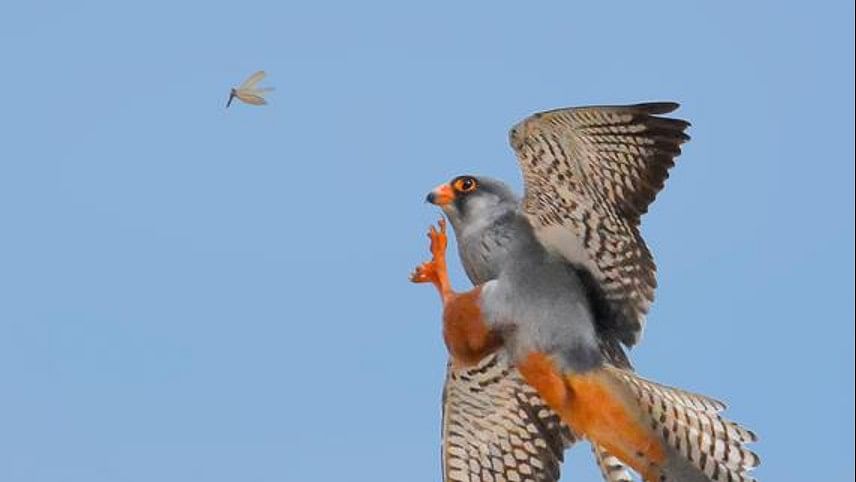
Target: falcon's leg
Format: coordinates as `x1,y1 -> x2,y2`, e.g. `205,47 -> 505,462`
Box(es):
411,219 -> 502,367
410,218 -> 453,303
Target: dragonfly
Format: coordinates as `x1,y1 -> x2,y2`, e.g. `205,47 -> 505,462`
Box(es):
226,70 -> 274,108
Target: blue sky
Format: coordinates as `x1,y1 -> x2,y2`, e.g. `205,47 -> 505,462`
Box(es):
0,1 -> 853,481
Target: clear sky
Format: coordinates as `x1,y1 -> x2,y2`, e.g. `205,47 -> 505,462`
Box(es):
1,1 -> 853,481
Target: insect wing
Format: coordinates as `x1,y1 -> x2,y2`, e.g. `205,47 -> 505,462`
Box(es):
238,70 -> 266,90
235,90 -> 268,105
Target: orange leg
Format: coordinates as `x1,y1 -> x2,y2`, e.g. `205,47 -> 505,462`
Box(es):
410,219 -> 502,367
518,353 -> 666,481
410,218 -> 453,303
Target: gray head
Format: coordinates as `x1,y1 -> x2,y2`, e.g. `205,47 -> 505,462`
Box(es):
425,175 -> 519,233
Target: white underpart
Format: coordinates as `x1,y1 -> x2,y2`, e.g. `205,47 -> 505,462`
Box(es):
533,223 -> 601,278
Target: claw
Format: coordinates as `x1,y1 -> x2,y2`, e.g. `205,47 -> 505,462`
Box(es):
427,218 -> 448,260
410,261 -> 437,284
410,219 -> 453,301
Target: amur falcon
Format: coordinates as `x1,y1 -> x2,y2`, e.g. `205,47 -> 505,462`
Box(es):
411,103 -> 759,481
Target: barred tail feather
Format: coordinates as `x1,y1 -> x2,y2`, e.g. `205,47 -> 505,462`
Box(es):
517,354 -> 759,482
607,366 -> 760,482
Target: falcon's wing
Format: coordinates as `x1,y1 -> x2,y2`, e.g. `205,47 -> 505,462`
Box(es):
508,103 -> 690,345
441,353 -> 635,482
238,70 -> 267,90
593,445 -> 634,482
442,353 -> 571,482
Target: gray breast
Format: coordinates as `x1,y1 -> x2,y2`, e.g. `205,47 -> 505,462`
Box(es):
480,224 -> 604,373
457,210 -> 520,285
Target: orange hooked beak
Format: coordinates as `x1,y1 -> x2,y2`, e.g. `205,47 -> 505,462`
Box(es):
425,183 -> 456,206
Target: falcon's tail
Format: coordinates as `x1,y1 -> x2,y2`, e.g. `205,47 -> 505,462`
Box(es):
608,367 -> 760,481
518,355 -> 759,482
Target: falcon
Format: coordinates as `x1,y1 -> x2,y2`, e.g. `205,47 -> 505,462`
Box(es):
412,103 -> 759,481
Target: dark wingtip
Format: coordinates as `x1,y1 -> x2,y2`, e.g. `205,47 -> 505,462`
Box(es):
639,102 -> 692,133
635,101 -> 681,114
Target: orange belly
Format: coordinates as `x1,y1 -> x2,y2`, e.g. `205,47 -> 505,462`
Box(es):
518,352 -> 665,481
442,288 -> 502,367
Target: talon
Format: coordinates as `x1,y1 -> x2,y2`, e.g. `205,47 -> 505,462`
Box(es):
410,261 -> 438,284
425,220 -> 447,253
411,219 -> 453,301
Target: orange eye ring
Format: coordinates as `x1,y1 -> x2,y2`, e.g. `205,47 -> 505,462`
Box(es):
452,176 -> 478,193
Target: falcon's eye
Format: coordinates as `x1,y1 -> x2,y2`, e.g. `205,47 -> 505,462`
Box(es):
453,177 -> 478,193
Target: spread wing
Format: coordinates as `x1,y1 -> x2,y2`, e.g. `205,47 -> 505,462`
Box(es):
593,445 -> 634,482
442,353 -> 571,482
441,353 -> 634,482
238,70 -> 267,90
235,91 -> 269,105
509,102 -> 690,345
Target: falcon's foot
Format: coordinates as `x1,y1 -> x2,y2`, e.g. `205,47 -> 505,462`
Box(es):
410,261 -> 439,284
409,219 -> 451,300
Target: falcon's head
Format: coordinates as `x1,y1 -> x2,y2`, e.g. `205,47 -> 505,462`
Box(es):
426,175 -> 518,232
